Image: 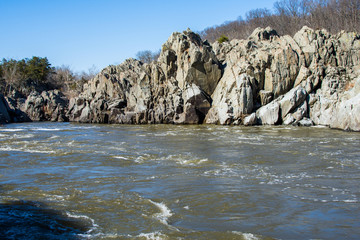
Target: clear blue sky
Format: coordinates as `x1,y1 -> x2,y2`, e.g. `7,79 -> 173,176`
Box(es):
0,0 -> 278,73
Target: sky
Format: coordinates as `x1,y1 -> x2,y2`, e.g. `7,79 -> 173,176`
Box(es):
0,0 -> 278,73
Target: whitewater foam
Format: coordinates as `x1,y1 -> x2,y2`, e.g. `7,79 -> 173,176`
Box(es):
66,211 -> 99,235
0,128 -> 24,132
31,128 -> 62,131
113,156 -> 128,160
136,231 -> 168,240
232,231 -> 260,240
148,200 -> 179,231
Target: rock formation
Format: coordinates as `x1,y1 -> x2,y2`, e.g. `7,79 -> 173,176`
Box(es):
205,26 -> 360,130
66,30 -> 221,124
1,90 -> 68,124
2,27 -> 360,131
0,94 -> 11,124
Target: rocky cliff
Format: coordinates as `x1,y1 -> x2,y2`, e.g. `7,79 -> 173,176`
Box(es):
66,30 -> 221,124
1,27 -> 359,131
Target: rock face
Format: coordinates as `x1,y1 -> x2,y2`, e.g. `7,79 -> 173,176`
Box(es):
0,94 -> 11,124
205,73 -> 254,124
2,27 -> 360,131
66,30 -> 220,124
2,90 -> 68,123
20,90 -> 69,122
206,26 -> 360,130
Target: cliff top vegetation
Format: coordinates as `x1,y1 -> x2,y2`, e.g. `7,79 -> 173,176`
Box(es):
200,0 -> 360,42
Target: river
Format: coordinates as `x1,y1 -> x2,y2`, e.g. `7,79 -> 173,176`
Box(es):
0,122 -> 359,239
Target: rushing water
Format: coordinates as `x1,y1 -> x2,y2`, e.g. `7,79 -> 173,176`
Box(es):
0,122 -> 359,240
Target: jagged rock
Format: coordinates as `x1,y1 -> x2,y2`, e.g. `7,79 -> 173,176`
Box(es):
278,86 -> 307,119
294,66 -> 311,87
205,73 -> 254,124
67,31 -> 218,124
1,26 -> 357,131
248,27 -> 279,42
291,100 -> 308,121
159,30 -> 222,95
283,100 -> 308,125
324,77 -> 360,131
0,94 -> 11,124
179,84 -> 211,124
22,90 -> 68,122
259,90 -> 273,106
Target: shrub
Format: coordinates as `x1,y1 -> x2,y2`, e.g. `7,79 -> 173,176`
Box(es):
217,34 -> 229,44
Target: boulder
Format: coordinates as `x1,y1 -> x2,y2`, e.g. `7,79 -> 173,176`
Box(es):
256,101 -> 280,125
298,118 -> 314,127
243,113 -> 257,126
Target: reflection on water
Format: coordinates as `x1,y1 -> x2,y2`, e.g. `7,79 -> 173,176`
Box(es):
0,200 -> 93,240
0,122 -> 359,239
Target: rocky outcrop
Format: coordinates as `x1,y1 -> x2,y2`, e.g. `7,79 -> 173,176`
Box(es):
2,27 -> 359,131
205,73 -> 254,124
310,75 -> 360,131
19,90 -> 68,122
63,27 -> 360,130
205,26 -> 360,130
66,30 -> 220,124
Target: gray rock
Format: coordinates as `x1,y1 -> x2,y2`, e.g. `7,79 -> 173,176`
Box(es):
205,73 -> 254,124
259,90 -> 274,106
0,94 -> 11,124
61,27 -> 360,131
22,90 -> 68,122
256,101 -> 280,125
278,86 -> 307,119
243,113 -> 257,126
283,115 -> 296,125
298,118 -> 314,127
67,31 -> 219,124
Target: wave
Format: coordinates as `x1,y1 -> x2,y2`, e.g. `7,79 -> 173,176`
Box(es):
30,128 -> 62,131
0,146 -> 55,154
113,156 -> 129,160
66,211 -> 99,236
232,231 -> 261,240
0,128 -> 24,132
148,200 -> 179,231
136,231 -> 168,240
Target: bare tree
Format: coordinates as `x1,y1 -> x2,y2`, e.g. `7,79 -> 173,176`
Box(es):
136,50 -> 160,63
200,0 -> 360,42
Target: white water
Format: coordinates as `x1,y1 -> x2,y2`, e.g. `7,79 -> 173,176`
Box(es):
0,122 -> 359,239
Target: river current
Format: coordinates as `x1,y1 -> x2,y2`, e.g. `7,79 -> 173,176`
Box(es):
0,122 -> 359,239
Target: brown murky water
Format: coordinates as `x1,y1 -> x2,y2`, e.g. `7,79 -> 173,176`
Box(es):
0,122 -> 359,239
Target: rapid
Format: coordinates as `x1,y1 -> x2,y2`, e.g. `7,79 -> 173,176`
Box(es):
0,122 -> 359,239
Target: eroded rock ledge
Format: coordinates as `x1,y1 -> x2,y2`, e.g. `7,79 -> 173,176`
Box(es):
1,27 -> 359,131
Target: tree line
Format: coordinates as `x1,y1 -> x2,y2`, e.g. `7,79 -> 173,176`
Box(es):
200,0 -> 360,42
0,56 -> 97,97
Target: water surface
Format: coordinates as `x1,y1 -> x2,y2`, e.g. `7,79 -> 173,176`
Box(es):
0,122 -> 359,239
